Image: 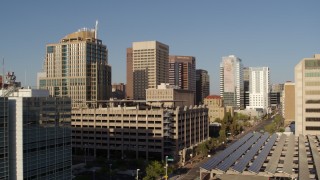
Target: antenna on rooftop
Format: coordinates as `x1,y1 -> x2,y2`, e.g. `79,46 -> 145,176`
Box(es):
95,20 -> 99,39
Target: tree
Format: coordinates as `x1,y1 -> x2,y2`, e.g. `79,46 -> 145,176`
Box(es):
264,123 -> 276,134
196,141 -> 209,157
143,161 -> 164,180
219,129 -> 226,143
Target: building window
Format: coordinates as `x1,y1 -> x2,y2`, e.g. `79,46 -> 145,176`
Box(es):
306,117 -> 320,122
306,109 -> 320,113
306,126 -> 320,131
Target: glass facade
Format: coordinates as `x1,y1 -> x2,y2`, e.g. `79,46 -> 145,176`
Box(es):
9,96 -> 72,180
0,97 -> 9,180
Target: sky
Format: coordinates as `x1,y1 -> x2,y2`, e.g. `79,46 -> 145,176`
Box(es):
0,0 -> 320,94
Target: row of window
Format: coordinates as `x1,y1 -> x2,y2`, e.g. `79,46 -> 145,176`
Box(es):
306,109 -> 320,113
306,117 -> 320,122
306,126 -> 320,130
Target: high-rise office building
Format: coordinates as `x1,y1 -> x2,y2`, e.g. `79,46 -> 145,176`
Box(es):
247,67 -> 270,111
243,67 -> 250,108
295,54 -> 320,135
219,55 -> 244,108
168,55 -> 196,92
0,97 -> 9,180
196,69 -> 210,105
126,48 -> 133,99
270,83 -> 284,109
38,23 -> 112,108
130,41 -> 169,100
1,88 -> 72,180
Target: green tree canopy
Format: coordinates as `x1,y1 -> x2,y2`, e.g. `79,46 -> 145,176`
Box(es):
143,161 -> 164,180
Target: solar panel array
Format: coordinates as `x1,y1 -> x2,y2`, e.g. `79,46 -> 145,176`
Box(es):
298,135 -> 310,180
216,133 -> 262,172
283,134 -> 295,175
247,133 -> 277,174
201,132 -> 254,170
231,133 -> 269,173
265,134 -> 287,174
308,135 -> 320,179
200,133 -> 320,179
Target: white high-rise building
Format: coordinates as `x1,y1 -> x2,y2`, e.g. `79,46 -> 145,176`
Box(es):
295,54 -> 320,135
219,55 -> 244,108
246,67 -> 270,111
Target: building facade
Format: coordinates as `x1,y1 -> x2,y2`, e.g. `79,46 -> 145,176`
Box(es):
220,55 -> 244,109
247,67 -> 270,111
38,25 -> 112,108
295,54 -> 320,135
168,55 -> 196,92
1,89 -> 72,180
112,83 -> 126,100
204,95 -> 225,123
196,69 -> 210,105
131,41 -> 169,100
126,48 -> 133,99
146,83 -> 195,107
0,97 -> 9,180
243,67 -> 250,108
283,82 -> 295,126
71,104 -> 208,165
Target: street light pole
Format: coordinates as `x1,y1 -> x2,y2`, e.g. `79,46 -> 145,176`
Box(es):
165,156 -> 168,180
109,164 -> 112,180
136,169 -> 140,180
84,144 -> 87,165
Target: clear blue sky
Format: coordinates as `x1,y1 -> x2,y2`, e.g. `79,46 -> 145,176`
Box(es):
1,1 -> 320,93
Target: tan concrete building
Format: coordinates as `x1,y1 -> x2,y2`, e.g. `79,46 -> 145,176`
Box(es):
168,55 -> 196,92
204,95 -> 225,123
71,104 -> 208,164
146,83 -> 194,107
126,48 -> 133,99
38,24 -> 112,108
131,41 -> 169,100
295,54 -> 320,135
283,82 -> 295,126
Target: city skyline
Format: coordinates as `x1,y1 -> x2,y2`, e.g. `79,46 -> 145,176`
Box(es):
1,1 -> 320,93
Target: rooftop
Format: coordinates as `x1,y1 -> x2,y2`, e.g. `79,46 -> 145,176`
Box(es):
200,133 -> 320,180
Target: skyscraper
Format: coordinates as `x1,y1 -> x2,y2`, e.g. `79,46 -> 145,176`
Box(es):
0,97 -> 9,180
131,41 -> 169,100
243,67 -> 250,108
295,54 -> 320,135
196,69 -> 210,105
168,55 -> 196,92
126,48 -> 133,99
38,23 -> 112,108
247,67 -> 270,111
219,55 -> 244,108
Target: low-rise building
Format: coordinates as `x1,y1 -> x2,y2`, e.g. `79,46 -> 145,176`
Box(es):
71,103 -> 208,165
204,95 -> 225,123
146,83 -> 194,107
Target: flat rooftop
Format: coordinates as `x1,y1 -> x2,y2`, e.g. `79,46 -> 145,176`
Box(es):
200,133 -> 320,180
